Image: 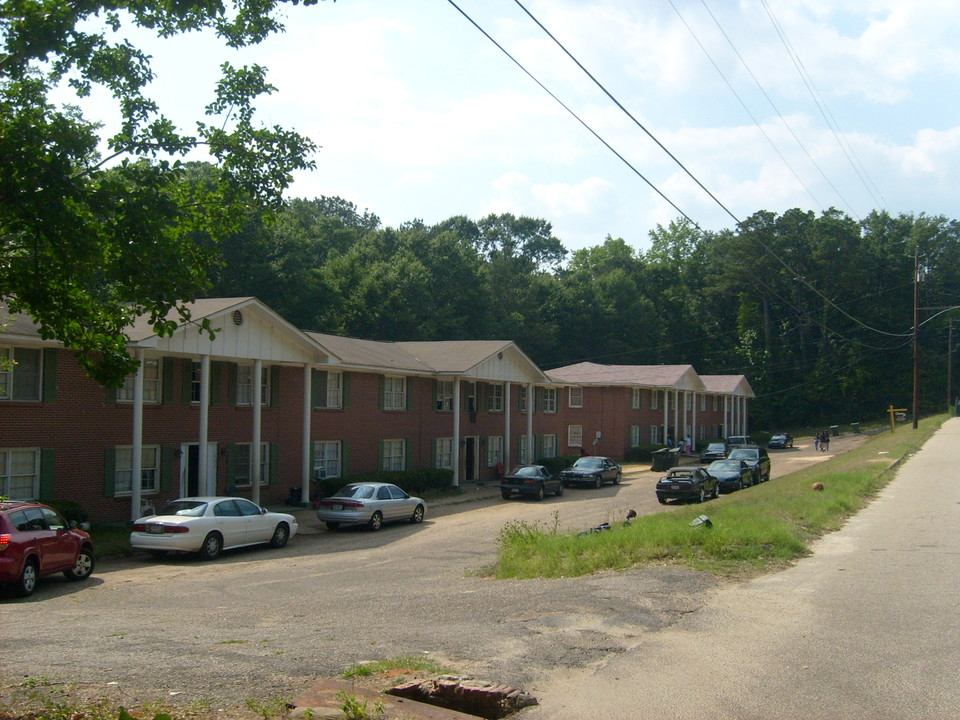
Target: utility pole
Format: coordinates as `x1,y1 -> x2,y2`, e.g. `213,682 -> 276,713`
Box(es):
913,247 -> 919,430
949,319 -> 954,415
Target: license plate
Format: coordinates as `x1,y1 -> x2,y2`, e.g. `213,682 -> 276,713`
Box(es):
330,504 -> 342,511
671,484 -> 680,490
147,524 -> 164,534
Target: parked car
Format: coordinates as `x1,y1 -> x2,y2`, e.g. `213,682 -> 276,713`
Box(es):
0,500 -> 95,597
727,445 -> 771,483
706,459 -> 754,492
131,497 -> 298,559
559,456 -> 622,488
699,442 -> 729,463
768,433 -> 794,449
726,435 -> 754,449
315,483 -> 425,531
655,467 -> 719,504
500,465 -> 564,501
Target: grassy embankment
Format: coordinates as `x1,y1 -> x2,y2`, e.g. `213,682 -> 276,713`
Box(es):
495,414 -> 947,579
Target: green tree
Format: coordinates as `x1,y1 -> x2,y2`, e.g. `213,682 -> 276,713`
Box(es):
0,0 -> 327,385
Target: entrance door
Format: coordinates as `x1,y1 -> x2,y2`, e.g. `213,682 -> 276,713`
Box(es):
464,436 -> 480,483
180,443 -> 218,497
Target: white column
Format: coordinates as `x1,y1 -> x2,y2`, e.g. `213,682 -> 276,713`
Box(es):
302,364 -> 312,507
744,397 -> 749,434
198,354 -> 211,496
504,383 -> 512,468
252,359 -> 262,504
526,384 -> 535,463
692,392 -> 698,449
662,391 -> 668,444
130,349 -> 144,520
673,390 -> 680,446
682,390 -> 689,451
452,377 -> 461,487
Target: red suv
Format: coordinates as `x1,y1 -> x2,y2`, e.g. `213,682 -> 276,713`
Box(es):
0,501 -> 95,597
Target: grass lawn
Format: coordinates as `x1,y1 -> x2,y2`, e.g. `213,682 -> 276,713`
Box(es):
495,414 -> 946,579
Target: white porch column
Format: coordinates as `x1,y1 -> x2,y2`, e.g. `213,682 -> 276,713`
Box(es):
526,383 -> 534,463
302,364 -> 312,507
251,359 -> 262,505
673,390 -> 680,445
452,377 -> 461,487
743,397 -> 749,434
504,382 -> 512,468
692,392 -> 698,448
682,390 -> 689,451
662,391 -> 668,444
130,349 -> 144,520
198,354 -> 211,496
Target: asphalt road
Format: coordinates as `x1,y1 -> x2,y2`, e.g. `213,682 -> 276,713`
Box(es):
1,433 -> 886,717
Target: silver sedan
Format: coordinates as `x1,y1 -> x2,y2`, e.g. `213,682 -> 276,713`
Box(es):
314,482 -> 426,531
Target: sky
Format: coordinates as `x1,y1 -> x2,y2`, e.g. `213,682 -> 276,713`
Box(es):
78,0 -> 960,253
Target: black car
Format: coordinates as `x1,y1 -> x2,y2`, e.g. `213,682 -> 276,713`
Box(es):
727,445 -> 771,483
706,459 -> 753,492
500,465 -> 564,501
768,433 -> 794,449
559,456 -> 622,489
699,442 -> 729,463
655,467 -> 719,504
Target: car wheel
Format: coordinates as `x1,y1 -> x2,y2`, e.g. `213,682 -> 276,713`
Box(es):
535,485 -> 545,501
269,523 -> 290,548
698,488 -> 706,503
501,490 -> 512,500
657,496 -> 667,505
368,511 -> 383,531
594,474 -> 602,489
198,532 -> 223,560
711,484 -> 719,499
613,472 -> 621,485
555,482 -> 564,497
410,504 -> 425,523
737,480 -> 744,491
14,558 -> 38,598
64,546 -> 95,581
325,521 -> 341,530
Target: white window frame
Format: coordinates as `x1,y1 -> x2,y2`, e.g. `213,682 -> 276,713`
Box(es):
435,380 -> 453,411
487,383 -> 504,412
0,346 -> 41,402
234,442 -> 269,487
382,439 -> 406,471
325,371 -> 343,409
649,425 -> 660,444
542,387 -> 557,414
518,435 -> 530,464
1,447 -> 40,499
567,424 -> 584,448
541,434 -> 558,459
700,394 -> 707,411
518,386 -> 528,414
631,387 -> 642,410
713,395 -> 720,411
114,445 -> 160,496
237,365 -> 253,406
383,376 -> 406,411
312,441 -> 342,480
650,390 -> 660,410
435,438 -> 453,470
630,426 -> 642,448
568,387 -> 583,408
117,358 -> 160,403
486,436 -> 503,466
465,382 -> 477,413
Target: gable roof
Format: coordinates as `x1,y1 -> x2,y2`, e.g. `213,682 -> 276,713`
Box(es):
546,361 -> 706,391
700,375 -> 756,398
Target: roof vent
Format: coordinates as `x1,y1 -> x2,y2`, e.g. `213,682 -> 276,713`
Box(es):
232,310 -> 244,326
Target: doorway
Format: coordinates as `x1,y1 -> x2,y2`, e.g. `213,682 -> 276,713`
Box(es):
464,436 -> 480,484
179,442 -> 218,497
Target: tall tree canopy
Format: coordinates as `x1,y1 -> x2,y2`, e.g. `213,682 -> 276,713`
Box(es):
0,0 -> 328,384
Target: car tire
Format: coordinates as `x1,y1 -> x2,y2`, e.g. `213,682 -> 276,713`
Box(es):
64,546 -> 95,581
269,523 -> 290,548
657,496 -> 667,504
535,485 -> 545,501
697,488 -> 706,504
711,484 -> 719,499
613,473 -> 621,485
325,522 -> 341,530
368,511 -> 383,531
198,532 -> 223,560
737,480 -> 744,491
410,504 -> 425,523
555,483 -> 564,497
501,490 -> 512,500
594,474 -> 602,489
14,558 -> 38,598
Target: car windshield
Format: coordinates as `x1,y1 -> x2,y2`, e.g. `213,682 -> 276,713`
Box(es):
333,484 -> 377,499
706,443 -> 726,451
510,466 -> 541,477
160,500 -> 208,517
709,461 -> 740,471
573,457 -> 603,469
772,434 -> 786,440
728,449 -> 757,460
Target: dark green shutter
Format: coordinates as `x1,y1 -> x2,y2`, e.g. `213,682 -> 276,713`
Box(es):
41,349 -> 58,402
39,449 -> 56,498
105,385 -> 118,404
404,439 -> 413,470
342,372 -> 351,409
378,375 -> 385,410
104,447 -> 116,498
534,435 -> 544,461
160,446 -> 174,493
225,445 -> 237,494
210,362 -> 222,406
341,442 -> 350,476
312,369 -> 326,408
181,359 -> 193,404
269,442 -> 279,485
405,376 -> 414,411
270,366 -> 281,407
433,379 -> 439,411
227,363 -> 238,406
162,357 -> 175,404
377,440 -> 384,470
431,438 -> 438,467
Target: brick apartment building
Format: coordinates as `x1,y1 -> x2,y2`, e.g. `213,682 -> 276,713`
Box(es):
1,297 -> 753,522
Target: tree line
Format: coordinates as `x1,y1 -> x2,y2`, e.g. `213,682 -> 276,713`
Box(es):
206,191 -> 960,430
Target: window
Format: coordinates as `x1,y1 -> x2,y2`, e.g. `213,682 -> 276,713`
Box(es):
312,370 -> 344,409
713,395 -> 720,411
237,365 -> 253,405
650,391 -> 660,410
486,436 -> 503,466
465,382 -> 477,413
325,372 -> 343,408
383,376 -> 406,410
630,426 -> 642,448
435,380 -> 453,411
518,386 -> 528,413
541,434 -> 558,458
234,443 -> 269,487
631,388 -> 642,410
0,347 -> 41,402
117,359 -> 160,403
1,448 -> 39,498
541,388 -> 557,413
685,393 -> 693,411
312,441 -> 342,480
434,438 -> 453,470
518,435 -> 530,464
190,362 -> 202,403
568,387 -> 583,408
567,425 -> 583,448
114,446 -> 160,495
382,439 -> 406,471
649,425 -> 661,444
700,394 -> 707,411
487,383 -> 504,412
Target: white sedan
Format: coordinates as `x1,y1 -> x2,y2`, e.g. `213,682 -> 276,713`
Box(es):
131,497 -> 298,560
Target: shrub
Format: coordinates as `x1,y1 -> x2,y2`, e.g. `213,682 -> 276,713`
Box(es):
624,444 -> 665,462
535,455 -> 578,475
38,498 -> 88,524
